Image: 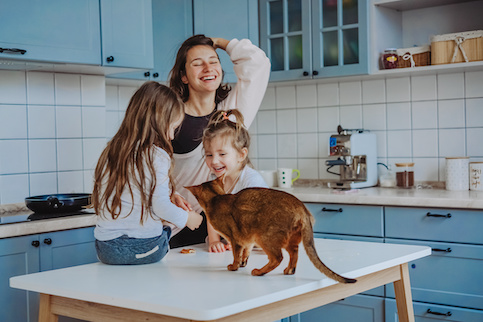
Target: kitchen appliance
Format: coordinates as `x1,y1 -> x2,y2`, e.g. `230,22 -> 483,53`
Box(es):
326,126 -> 377,189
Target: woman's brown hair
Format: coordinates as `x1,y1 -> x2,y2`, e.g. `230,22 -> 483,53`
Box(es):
92,81 -> 184,222
169,34 -> 231,104
202,109 -> 251,169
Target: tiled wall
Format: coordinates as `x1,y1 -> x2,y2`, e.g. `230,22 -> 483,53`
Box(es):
1,69 -> 482,203
0,70 -> 106,204
250,71 -> 483,183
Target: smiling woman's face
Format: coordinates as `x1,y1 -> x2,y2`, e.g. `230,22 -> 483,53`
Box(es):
181,45 -> 222,95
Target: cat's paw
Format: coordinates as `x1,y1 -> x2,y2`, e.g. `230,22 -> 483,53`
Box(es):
227,264 -> 239,271
283,267 -> 296,275
251,269 -> 265,276
240,259 -> 248,267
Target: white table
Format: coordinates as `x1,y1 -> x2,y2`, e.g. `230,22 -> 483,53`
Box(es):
10,239 -> 430,322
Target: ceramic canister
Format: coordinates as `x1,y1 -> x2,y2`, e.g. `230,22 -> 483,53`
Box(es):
469,162 -> 483,191
445,157 -> 469,191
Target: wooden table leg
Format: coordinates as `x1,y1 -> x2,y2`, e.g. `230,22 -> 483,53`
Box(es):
39,293 -> 58,322
393,263 -> 415,322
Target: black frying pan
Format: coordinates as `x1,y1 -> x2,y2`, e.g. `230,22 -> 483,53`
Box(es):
25,193 -> 91,214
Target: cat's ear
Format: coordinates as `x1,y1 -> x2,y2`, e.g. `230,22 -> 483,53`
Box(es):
185,185 -> 199,197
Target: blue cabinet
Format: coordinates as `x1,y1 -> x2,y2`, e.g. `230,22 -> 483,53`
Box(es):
0,0 -> 100,65
100,0 -> 153,69
259,0 -> 369,81
0,227 -> 97,322
193,0 -> 259,83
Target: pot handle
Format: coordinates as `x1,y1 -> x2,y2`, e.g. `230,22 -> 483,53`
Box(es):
47,196 -> 64,209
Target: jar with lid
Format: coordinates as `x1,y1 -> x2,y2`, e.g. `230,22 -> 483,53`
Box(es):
395,163 -> 414,188
381,48 -> 398,69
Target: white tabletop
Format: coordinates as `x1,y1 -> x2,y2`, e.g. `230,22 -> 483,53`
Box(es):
10,239 -> 430,321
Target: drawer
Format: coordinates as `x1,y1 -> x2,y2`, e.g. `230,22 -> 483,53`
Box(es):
385,207 -> 483,244
305,203 -> 383,237
386,239 -> 483,310
385,299 -> 483,322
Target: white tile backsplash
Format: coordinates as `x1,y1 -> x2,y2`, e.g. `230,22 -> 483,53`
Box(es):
466,98 -> 483,127
275,85 -> 296,109
28,139 -> 57,172
276,109 -> 296,133
28,105 -> 56,138
296,108 -> 317,133
27,72 -> 55,105
82,107 -> 107,138
81,75 -> 106,106
362,104 -> 386,130
362,79 -> 385,104
339,81 -> 362,105
318,106 -> 339,132
257,110 -> 277,134
58,171 -> 84,194
55,74 -> 81,105
277,134 -> 297,158
317,83 -> 339,107
30,172 -> 58,196
439,128 -> 466,157
438,73 -> 465,99
387,102 -> 411,130
386,77 -> 410,103
0,140 -> 29,174
56,106 -> 82,138
465,71 -> 483,98
0,70 -> 26,104
411,75 -> 437,101
296,84 -> 317,107
438,99 -> 465,128
0,105 -> 27,139
297,133 -> 318,158
57,139 -> 83,171
339,105 -> 362,128
411,101 -> 438,129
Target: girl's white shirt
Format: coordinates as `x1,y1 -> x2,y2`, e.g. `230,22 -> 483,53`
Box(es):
94,147 -> 188,241
173,38 -> 271,213
231,166 -> 269,194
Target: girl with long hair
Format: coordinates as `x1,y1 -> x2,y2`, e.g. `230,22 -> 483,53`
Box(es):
92,81 -> 202,265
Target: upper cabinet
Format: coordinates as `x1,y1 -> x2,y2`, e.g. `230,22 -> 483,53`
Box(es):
372,0 -> 483,74
259,0 -> 369,81
100,0 -> 153,69
0,0 -> 101,65
193,0 -> 259,83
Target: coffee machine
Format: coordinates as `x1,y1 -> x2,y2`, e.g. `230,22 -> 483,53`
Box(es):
326,126 -> 377,189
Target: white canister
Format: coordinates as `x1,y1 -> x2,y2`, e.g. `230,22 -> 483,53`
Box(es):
445,157 -> 469,191
469,162 -> 483,191
259,170 -> 278,187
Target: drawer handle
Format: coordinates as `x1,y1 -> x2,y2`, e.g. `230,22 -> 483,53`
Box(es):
432,247 -> 452,253
426,309 -> 452,316
0,47 -> 27,55
322,207 -> 343,213
426,212 -> 451,218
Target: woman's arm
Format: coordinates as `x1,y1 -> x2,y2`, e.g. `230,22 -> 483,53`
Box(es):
219,38 -> 271,128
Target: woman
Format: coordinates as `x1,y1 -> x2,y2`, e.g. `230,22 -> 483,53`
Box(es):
168,35 -> 270,247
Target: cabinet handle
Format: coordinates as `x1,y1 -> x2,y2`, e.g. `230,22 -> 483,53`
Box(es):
144,72 -> 150,77
426,212 -> 451,218
321,207 -> 343,213
426,309 -> 452,317
312,70 -> 319,76
303,71 -> 309,76
432,247 -> 452,253
0,47 -> 27,55
31,240 -> 40,247
43,238 -> 52,245
152,72 -> 159,78
106,56 -> 114,63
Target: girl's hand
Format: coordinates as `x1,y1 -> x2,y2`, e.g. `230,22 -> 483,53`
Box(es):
172,194 -> 192,211
211,37 -> 229,51
209,241 -> 230,253
186,211 -> 203,230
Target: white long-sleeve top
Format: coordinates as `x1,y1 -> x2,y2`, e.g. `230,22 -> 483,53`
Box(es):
173,38 -> 271,213
94,147 -> 188,241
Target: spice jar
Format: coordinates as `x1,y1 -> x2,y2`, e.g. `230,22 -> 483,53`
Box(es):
381,48 -> 398,69
395,163 -> 414,188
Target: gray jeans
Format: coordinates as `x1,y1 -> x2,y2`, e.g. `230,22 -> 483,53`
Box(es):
95,226 -> 171,265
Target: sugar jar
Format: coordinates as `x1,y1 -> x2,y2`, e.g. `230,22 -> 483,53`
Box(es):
395,163 -> 414,188
381,48 -> 398,69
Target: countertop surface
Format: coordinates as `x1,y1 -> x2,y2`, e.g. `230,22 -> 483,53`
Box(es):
1,186 -> 482,239
10,238 -> 430,320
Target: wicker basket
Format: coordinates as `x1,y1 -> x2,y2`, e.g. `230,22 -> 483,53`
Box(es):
431,30 -> 483,65
396,45 -> 431,68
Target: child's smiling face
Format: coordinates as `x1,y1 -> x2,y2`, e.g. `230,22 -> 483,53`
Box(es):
204,136 -> 247,179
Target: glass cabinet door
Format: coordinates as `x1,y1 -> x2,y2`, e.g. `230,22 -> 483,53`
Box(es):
259,0 -> 312,81
311,0 -> 369,77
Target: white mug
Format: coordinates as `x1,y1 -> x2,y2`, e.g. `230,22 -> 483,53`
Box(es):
277,168 -> 300,188
445,157 -> 469,191
259,170 -> 277,187
469,162 -> 483,191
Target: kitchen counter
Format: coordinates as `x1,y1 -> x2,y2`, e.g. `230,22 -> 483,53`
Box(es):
0,203 -> 96,239
1,186 -> 482,239
284,186 -> 483,210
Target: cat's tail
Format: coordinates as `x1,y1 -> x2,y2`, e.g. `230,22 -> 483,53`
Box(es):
302,210 -> 357,284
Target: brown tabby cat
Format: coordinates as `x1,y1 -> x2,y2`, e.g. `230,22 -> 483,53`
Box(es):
186,176 -> 357,284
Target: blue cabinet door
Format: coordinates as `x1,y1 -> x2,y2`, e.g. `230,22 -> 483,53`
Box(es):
0,0 -> 100,65
311,0 -> 369,77
39,227 -> 97,271
101,0 -> 154,69
193,0 -> 259,83
0,235 -> 40,322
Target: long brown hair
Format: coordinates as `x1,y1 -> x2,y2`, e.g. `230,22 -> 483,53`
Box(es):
169,34 -> 231,103
92,81 -> 184,222
202,109 -> 251,168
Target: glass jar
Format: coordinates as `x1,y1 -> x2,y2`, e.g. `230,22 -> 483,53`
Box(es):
381,48 -> 398,69
395,163 -> 414,188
